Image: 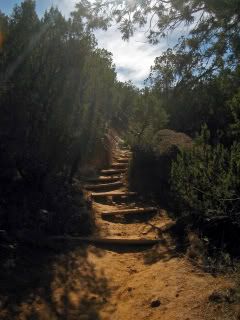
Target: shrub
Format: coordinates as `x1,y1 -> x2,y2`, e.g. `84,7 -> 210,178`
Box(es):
171,131 -> 240,252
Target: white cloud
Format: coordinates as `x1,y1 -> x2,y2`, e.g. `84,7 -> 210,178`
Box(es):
47,0 -> 162,86
95,26 -> 169,86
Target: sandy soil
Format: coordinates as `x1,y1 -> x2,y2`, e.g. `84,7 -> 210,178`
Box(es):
87,195 -> 234,320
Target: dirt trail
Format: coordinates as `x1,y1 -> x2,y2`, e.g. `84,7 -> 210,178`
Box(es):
83,146 -> 234,320
0,146 -> 235,320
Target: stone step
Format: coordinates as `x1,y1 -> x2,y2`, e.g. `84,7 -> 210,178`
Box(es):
49,236 -> 161,245
101,207 -> 157,216
117,149 -> 131,154
111,163 -> 129,169
85,181 -> 123,191
91,191 -> 137,199
21,236 -> 161,248
119,151 -> 131,156
113,155 -> 130,161
116,158 -> 130,163
85,176 -> 121,183
120,146 -> 130,150
100,168 -> 127,175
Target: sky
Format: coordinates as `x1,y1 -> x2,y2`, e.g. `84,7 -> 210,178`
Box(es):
0,0 -> 179,87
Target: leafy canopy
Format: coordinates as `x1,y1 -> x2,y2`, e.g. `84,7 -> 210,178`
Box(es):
76,0 -> 240,76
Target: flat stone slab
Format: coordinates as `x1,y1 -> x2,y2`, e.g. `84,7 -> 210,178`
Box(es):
111,163 -> 129,169
101,169 -> 127,175
49,236 -> 161,245
85,181 -> 123,191
116,158 -> 130,163
85,176 -> 121,183
91,191 -> 137,199
102,207 -> 157,216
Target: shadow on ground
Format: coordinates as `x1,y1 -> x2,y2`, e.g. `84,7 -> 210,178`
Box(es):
102,212 -> 157,224
90,243 -> 157,254
0,243 -> 110,320
142,222 -> 187,265
143,242 -> 180,265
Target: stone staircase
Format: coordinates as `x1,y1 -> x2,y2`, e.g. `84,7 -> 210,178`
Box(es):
81,145 -> 160,246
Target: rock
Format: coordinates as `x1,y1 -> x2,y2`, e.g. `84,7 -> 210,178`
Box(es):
129,129 -> 192,200
150,299 -> 161,308
152,129 -> 193,185
129,268 -> 137,274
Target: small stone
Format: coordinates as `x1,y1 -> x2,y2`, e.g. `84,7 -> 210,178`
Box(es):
129,268 -> 137,274
150,299 -> 161,308
176,293 -> 179,298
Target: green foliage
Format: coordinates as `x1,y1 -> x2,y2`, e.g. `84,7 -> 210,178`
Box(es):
76,0 -> 240,140
126,89 -> 168,147
77,0 -> 240,76
149,56 -> 240,139
229,86 -> 240,139
171,127 -> 240,227
0,0 -> 136,235
0,0 -> 130,181
111,81 -> 139,132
